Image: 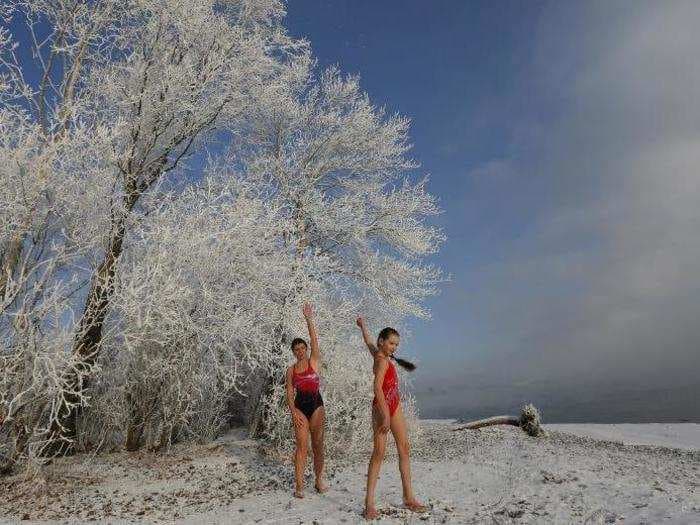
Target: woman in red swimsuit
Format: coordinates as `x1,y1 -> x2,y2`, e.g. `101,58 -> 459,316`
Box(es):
285,303 -> 327,498
356,317 -> 427,520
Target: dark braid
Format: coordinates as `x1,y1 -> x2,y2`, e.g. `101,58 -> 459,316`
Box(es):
391,355 -> 416,371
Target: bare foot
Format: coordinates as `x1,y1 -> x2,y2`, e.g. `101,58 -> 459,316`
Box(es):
404,499 -> 428,512
294,489 -> 304,499
363,506 -> 379,520
314,480 -> 328,493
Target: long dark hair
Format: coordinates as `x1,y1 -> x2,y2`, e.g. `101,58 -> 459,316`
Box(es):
378,327 -> 417,372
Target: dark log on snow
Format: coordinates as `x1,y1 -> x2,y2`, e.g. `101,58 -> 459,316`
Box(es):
453,403 -> 544,437
453,415 -> 520,430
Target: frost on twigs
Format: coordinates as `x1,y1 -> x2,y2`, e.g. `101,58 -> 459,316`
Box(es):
1,0 -> 300,468
234,46 -> 444,442
1,0 -> 443,472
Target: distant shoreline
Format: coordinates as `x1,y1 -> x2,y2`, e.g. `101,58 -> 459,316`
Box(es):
415,381 -> 700,425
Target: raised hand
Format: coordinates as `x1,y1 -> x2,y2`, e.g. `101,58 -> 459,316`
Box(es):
357,316 -> 377,355
303,302 -> 313,319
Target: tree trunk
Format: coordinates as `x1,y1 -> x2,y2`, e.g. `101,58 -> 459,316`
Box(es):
124,392 -> 144,452
45,195 -> 134,455
0,420 -> 30,475
249,225 -> 306,437
124,422 -> 143,452
248,325 -> 288,438
0,232 -> 25,300
248,370 -> 277,438
452,415 -> 520,431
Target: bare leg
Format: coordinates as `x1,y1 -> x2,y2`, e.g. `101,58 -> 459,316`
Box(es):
309,406 -> 327,492
292,413 -> 310,498
390,405 -> 427,512
364,406 -> 387,519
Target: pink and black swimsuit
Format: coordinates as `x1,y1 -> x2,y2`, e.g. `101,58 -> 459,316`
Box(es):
292,361 -> 324,420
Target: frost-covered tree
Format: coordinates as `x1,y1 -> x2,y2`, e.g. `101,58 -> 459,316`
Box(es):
80,177 -> 297,451
0,109 -> 113,469
0,0 -> 444,469
1,0 -> 303,460
229,53 -> 445,436
0,0 -> 127,299
54,0 -> 300,451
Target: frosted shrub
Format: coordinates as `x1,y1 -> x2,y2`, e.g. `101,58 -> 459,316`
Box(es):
232,51 -> 444,441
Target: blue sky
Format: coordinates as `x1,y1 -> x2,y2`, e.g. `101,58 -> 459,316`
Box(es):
5,2 -> 697,422
285,1 -> 700,421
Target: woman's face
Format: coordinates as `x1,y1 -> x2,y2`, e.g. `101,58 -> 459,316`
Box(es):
378,334 -> 400,355
292,342 -> 308,361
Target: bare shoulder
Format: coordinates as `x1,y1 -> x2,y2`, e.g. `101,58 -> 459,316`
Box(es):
373,353 -> 389,372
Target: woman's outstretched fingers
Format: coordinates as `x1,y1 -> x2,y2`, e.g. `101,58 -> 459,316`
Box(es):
303,302 -> 313,318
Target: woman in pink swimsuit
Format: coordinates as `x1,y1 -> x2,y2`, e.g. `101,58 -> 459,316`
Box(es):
285,303 -> 327,498
356,317 -> 427,520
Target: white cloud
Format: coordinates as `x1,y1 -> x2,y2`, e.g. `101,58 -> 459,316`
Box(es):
446,1 -> 700,389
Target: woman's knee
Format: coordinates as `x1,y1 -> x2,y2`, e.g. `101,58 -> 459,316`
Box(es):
311,433 -> 324,451
296,441 -> 308,456
397,438 -> 410,458
372,441 -> 387,459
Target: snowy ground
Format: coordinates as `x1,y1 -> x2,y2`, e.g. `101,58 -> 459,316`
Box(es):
1,421 -> 698,524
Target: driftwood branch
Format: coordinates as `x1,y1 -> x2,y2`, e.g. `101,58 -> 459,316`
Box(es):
453,403 -> 544,437
453,415 -> 520,431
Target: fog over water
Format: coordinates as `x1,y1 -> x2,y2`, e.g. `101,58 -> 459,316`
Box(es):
287,1 -> 700,423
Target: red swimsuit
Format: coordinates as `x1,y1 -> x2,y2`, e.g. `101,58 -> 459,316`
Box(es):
292,361 -> 323,420
373,359 -> 400,416
292,361 -> 320,393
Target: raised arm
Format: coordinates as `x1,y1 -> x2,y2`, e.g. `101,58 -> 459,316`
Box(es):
356,316 -> 377,356
303,302 -> 321,367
